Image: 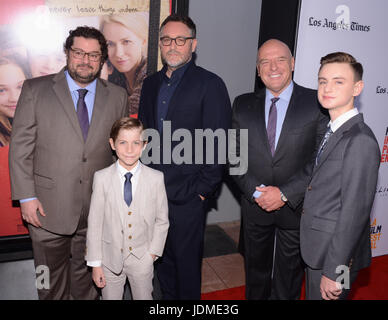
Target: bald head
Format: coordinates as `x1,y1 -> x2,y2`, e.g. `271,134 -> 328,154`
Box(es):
256,39 -> 295,96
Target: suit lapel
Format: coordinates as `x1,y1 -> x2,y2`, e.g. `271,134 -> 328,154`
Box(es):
52,70 -> 84,142
313,113 -> 363,174
253,90 -> 273,157
85,79 -> 108,145
274,85 -> 299,159
109,164 -> 126,228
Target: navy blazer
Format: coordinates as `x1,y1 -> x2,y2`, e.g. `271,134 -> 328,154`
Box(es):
138,61 -> 232,205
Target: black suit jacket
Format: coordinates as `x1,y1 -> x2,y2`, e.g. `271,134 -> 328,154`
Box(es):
138,61 -> 232,205
231,83 -> 328,229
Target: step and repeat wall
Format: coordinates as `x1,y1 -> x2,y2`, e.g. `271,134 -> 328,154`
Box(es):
293,0 -> 388,257
0,0 -> 169,239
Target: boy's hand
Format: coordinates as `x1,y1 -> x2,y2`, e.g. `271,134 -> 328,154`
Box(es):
92,267 -> 106,288
20,199 -> 46,228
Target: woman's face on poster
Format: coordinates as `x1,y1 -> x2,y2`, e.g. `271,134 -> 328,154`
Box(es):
28,51 -> 66,78
0,63 -> 26,118
103,22 -> 145,74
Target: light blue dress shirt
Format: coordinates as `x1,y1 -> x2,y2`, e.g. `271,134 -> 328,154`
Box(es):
264,81 -> 294,150
65,70 -> 97,122
253,81 -> 294,199
20,71 -> 97,204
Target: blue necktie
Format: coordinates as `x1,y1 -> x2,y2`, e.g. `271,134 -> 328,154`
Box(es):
124,172 -> 133,207
315,127 -> 333,165
267,97 -> 279,156
77,89 -> 89,141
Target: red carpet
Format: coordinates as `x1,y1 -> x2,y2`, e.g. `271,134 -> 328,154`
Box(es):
201,255 -> 388,300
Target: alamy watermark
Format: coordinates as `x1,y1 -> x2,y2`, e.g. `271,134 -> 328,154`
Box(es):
140,121 -> 248,175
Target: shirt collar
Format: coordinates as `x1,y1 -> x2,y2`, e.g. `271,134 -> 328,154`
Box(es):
266,81 -> 294,104
162,59 -> 193,82
329,108 -> 359,133
65,70 -> 97,94
116,159 -> 141,178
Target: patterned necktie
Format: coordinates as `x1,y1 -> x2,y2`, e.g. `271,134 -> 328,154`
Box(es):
315,127 -> 333,166
267,97 -> 279,156
77,89 -> 89,141
124,172 -> 133,207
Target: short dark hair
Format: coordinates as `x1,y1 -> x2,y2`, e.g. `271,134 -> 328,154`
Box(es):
63,26 -> 108,63
110,117 -> 145,142
320,52 -> 363,81
160,14 -> 196,38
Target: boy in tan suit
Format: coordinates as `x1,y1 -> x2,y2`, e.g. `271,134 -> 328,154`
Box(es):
85,117 -> 169,300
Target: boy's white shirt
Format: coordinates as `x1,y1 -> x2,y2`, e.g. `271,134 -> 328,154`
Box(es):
329,108 -> 359,132
87,160 -> 141,267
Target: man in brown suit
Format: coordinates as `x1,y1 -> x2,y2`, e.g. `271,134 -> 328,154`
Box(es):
9,26 -> 128,299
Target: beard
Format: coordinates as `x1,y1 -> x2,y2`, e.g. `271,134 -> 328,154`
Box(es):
161,49 -> 192,69
67,61 -> 102,85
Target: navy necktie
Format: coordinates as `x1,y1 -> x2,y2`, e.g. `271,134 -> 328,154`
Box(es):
315,127 -> 333,166
124,172 -> 133,207
267,97 -> 279,156
77,89 -> 89,141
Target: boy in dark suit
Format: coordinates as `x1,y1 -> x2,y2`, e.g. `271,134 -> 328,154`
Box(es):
300,52 -> 380,300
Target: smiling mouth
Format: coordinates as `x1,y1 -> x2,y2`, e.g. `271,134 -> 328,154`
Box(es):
269,74 -> 281,78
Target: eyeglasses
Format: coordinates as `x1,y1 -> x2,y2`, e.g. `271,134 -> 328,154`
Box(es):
159,36 -> 194,46
69,48 -> 102,61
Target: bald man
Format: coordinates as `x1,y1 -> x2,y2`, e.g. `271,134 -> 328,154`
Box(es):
231,39 -> 328,299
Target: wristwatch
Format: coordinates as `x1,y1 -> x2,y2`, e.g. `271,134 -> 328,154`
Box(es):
280,191 -> 288,202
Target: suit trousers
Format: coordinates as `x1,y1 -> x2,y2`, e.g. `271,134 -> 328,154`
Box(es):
305,266 -> 359,300
101,253 -> 154,300
28,209 -> 98,300
243,213 -> 305,300
156,196 -> 206,300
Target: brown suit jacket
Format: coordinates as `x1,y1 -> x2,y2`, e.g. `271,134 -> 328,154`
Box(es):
9,69 -> 129,235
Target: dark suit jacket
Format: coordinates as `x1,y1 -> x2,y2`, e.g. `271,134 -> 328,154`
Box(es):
231,83 -> 328,229
300,114 -> 380,280
9,69 -> 129,235
138,61 -> 232,205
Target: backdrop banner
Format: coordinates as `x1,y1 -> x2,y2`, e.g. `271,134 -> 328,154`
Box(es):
294,0 -> 388,257
0,0 -> 170,238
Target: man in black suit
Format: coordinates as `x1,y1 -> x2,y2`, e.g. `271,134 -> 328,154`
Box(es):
138,14 -> 231,300
231,39 -> 328,299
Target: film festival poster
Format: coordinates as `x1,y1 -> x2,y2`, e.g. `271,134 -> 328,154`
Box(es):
0,0 -> 170,238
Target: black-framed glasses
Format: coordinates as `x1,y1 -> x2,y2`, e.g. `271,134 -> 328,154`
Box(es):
159,36 -> 195,46
69,48 -> 102,61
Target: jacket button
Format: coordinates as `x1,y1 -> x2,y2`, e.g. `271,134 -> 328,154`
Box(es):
128,235 -> 132,239
129,247 -> 132,251
120,249 -> 123,253
128,211 -> 132,215
128,224 -> 132,228
307,186 -> 312,191
82,157 -> 87,162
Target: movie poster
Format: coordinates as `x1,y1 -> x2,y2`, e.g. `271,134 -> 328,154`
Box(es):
0,0 -> 170,238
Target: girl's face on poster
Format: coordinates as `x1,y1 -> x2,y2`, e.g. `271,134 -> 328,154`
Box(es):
28,51 -> 66,78
103,22 -> 145,74
0,63 -> 26,118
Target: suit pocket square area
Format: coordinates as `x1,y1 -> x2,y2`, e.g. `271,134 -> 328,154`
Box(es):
34,173 -> 54,189
311,216 -> 337,234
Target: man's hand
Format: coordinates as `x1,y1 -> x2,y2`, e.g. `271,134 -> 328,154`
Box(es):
92,267 -> 106,288
20,199 -> 46,228
320,275 -> 342,300
255,186 -> 285,212
199,195 -> 205,201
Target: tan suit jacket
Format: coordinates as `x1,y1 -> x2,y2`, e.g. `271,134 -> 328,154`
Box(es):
9,69 -> 129,235
85,162 -> 169,274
